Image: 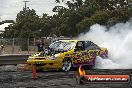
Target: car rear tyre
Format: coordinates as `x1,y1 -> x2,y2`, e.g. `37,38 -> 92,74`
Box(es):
62,58 -> 72,71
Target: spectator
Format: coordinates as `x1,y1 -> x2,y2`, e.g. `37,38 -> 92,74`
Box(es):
37,42 -> 44,52
0,44 -> 5,54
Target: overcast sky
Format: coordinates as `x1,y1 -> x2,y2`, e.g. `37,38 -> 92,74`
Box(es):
0,0 -> 65,22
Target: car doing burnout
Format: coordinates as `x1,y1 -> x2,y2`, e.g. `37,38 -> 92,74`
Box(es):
27,40 -> 108,71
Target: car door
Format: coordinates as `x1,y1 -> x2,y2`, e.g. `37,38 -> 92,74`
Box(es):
72,41 -> 86,67
73,41 -> 96,66
84,41 -> 97,65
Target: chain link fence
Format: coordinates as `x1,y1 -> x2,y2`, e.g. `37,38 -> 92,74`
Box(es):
0,37 -> 72,54
0,38 -> 51,54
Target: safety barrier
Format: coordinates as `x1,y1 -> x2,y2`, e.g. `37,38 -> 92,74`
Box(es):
0,54 -> 30,65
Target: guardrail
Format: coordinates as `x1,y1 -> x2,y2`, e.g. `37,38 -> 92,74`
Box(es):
0,54 -> 30,65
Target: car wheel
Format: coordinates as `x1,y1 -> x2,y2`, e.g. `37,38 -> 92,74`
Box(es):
75,71 -> 86,84
62,58 -> 72,71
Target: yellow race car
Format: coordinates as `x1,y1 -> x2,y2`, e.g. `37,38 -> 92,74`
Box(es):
27,40 -> 108,71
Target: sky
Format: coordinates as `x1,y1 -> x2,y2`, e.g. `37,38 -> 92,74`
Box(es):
0,0 -> 65,22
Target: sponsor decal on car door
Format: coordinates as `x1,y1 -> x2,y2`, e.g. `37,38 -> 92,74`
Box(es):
73,50 -> 96,67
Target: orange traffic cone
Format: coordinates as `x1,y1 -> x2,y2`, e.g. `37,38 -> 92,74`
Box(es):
32,65 -> 37,79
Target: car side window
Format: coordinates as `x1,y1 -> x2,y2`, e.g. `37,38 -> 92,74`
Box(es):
85,41 -> 100,50
84,41 -> 91,49
75,41 -> 85,51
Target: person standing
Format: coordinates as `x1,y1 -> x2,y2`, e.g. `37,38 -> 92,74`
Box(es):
0,45 -> 5,54
37,42 -> 44,52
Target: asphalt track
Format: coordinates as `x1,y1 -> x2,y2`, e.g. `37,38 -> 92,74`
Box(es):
0,67 -> 132,88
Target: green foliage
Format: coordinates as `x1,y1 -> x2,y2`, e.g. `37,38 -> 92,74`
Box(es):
3,0 -> 132,38
2,20 -> 15,23
4,7 -> 39,38
16,7 -> 39,38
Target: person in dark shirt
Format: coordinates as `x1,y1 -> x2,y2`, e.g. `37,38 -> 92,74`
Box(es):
37,42 -> 44,52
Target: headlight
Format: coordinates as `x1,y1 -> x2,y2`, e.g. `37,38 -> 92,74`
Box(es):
47,56 -> 56,60
47,54 -> 59,60
54,54 -> 60,57
28,57 -> 34,60
32,54 -> 39,57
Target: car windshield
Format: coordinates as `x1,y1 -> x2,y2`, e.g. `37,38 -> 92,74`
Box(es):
49,41 -> 76,51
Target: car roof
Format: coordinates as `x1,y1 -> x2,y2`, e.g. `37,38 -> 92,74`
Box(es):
59,40 -> 80,42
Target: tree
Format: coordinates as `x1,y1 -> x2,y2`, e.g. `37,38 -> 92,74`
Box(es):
53,0 -> 132,36
4,0 -> 132,38
2,20 -> 15,23
4,7 -> 39,38
3,7 -> 40,50
16,7 -> 39,38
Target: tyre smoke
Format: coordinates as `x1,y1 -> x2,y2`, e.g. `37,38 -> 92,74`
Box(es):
78,19 -> 132,69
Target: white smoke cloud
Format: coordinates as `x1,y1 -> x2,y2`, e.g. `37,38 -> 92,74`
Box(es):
78,19 -> 132,69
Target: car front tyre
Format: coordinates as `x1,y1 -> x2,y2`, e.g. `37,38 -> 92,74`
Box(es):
62,58 -> 72,71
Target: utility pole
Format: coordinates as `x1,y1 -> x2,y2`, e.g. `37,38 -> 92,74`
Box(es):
23,1 -> 30,9
126,0 -> 132,8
